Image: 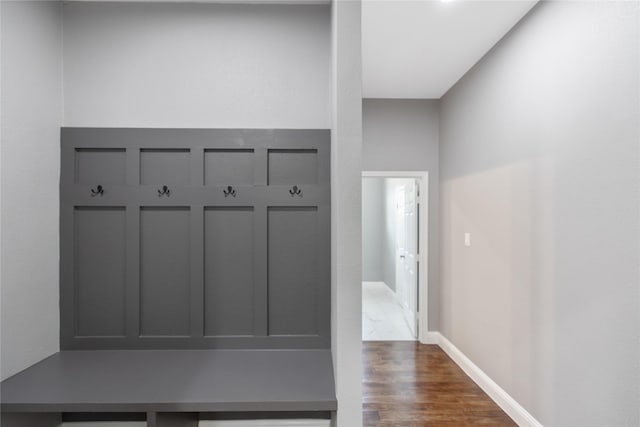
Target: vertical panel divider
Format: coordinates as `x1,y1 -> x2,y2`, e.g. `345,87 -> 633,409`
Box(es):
126,147 -> 141,186
125,204 -> 141,341
253,203 -> 268,337
254,147 -> 269,336
190,148 -> 205,339
191,148 -> 204,186
254,148 -> 268,186
190,205 -> 205,339
125,147 -> 141,341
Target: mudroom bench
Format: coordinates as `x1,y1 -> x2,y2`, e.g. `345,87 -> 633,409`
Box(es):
0,348 -> 336,426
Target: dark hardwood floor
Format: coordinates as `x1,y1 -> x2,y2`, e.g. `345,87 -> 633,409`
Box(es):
362,341 -> 517,427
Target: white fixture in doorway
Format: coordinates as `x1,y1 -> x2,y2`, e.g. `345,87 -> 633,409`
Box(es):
394,179 -> 419,337
362,171 -> 429,343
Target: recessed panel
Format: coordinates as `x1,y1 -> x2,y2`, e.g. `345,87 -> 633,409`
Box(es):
140,149 -> 190,185
204,207 -> 254,336
140,207 -> 190,336
268,149 -> 318,185
204,149 -> 254,185
75,148 -> 126,185
75,207 -> 126,337
268,207 -> 318,335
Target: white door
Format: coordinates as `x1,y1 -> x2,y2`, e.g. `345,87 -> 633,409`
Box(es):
395,180 -> 419,337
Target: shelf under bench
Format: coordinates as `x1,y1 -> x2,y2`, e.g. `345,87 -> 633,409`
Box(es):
0,349 -> 336,414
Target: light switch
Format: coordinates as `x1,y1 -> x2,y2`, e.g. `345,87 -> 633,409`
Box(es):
464,233 -> 471,247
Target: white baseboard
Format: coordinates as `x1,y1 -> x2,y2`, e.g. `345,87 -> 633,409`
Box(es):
431,332 -> 543,427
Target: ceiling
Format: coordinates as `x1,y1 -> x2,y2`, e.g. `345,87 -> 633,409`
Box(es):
362,0 -> 538,99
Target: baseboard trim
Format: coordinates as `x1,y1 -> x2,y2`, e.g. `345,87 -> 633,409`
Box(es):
431,332 -> 543,427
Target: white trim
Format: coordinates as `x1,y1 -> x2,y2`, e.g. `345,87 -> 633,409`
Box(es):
432,332 -> 544,427
362,171 -> 429,344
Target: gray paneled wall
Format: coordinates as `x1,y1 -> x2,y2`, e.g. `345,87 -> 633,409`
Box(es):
60,128 -> 330,350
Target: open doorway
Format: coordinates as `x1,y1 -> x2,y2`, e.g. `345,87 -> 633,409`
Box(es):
362,172 -> 428,342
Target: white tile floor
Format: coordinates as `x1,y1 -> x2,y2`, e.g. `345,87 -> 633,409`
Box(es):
362,282 -> 415,341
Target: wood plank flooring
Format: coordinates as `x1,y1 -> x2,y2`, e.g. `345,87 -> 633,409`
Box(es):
363,342 -> 517,427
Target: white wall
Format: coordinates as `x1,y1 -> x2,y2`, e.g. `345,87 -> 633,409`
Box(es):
63,2 -> 331,128
362,99 -> 440,328
362,178 -> 384,282
440,2 -> 639,425
0,1 -> 63,381
331,1 -> 362,426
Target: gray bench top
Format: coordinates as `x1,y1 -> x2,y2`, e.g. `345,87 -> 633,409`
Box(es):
0,349 -> 336,413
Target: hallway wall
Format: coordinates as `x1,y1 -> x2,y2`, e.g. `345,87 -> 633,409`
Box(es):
362,99 -> 440,329
440,2 -> 639,425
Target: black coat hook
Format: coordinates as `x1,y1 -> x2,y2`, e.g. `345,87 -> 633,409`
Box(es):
157,185 -> 171,197
90,185 -> 104,197
223,185 -> 236,198
289,185 -> 302,197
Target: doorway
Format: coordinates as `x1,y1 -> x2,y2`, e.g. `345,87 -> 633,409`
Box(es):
361,172 -> 428,342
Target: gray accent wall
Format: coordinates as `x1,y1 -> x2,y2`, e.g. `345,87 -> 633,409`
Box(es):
362,178 -> 384,282
60,128 -> 331,350
439,2 -> 639,425
362,99 -> 440,328
0,1 -> 62,381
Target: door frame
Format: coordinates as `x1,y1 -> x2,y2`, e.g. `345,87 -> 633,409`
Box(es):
362,170 -> 429,343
